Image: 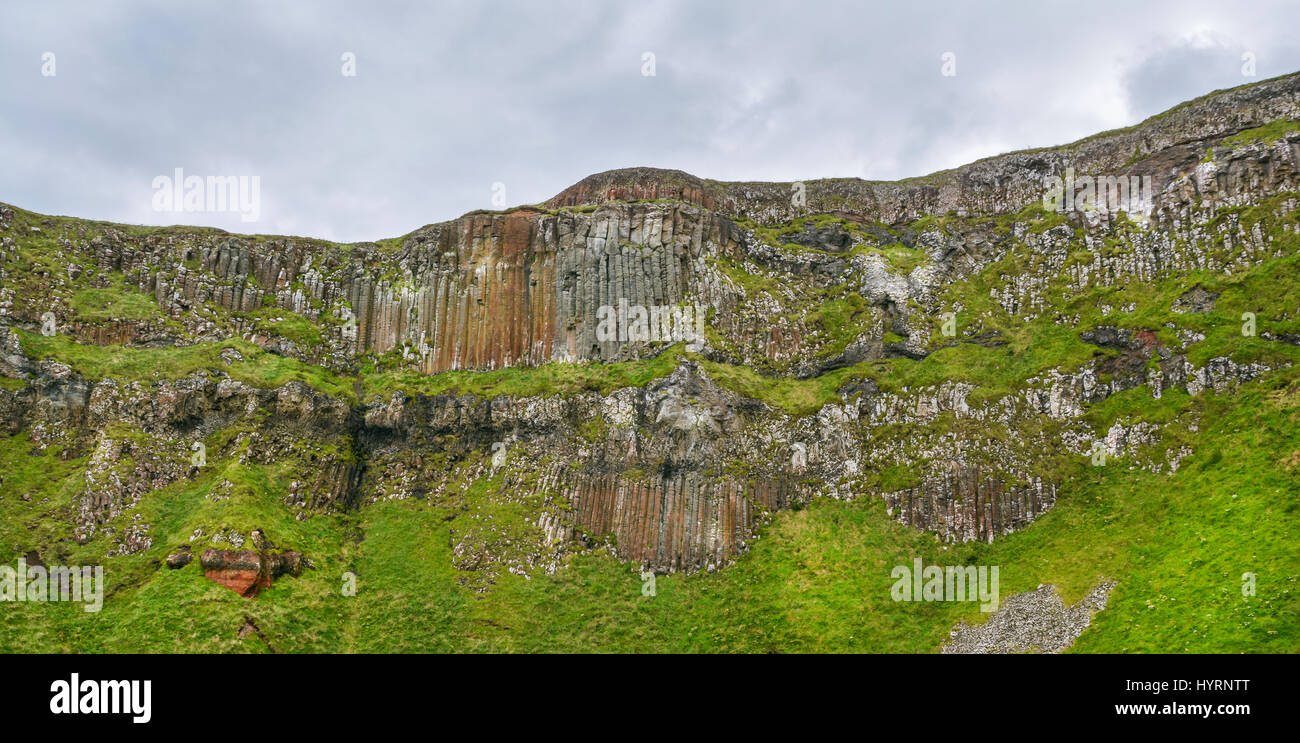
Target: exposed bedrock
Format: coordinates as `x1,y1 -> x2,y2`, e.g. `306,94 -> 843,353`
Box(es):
881,465 -> 1056,545
2,74 -> 1299,579
547,74 -> 1300,223
0,282 -> 1284,574
10,77 -> 1300,384
199,547 -> 305,597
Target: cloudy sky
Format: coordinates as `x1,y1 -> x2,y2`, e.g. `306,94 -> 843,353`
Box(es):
3,0 -> 1299,242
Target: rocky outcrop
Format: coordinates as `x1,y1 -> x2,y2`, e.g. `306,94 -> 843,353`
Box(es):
164,546 -> 192,569
2,73 -> 1298,584
881,465 -> 1056,544
35,203 -> 747,372
200,549 -> 264,596
1172,284 -> 1219,314
538,468 -> 798,574
1081,326 -> 1161,383
6,76 -> 1300,382
200,548 -> 305,597
547,74 -> 1300,224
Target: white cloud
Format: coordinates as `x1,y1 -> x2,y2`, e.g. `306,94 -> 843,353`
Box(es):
1,0 -> 1298,242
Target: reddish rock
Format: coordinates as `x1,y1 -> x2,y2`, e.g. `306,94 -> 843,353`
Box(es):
199,548 -> 306,597
200,549 -> 266,596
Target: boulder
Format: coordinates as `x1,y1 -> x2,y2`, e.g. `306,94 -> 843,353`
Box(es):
200,547 -> 307,597
164,546 -> 192,569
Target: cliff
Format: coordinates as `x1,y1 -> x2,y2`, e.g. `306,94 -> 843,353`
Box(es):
1,72 -> 1298,652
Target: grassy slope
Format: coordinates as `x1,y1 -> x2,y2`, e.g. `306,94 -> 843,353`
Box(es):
3,218 -> 1298,651
2,363 -> 1295,652
17,331 -> 356,402
3,126 -> 1300,652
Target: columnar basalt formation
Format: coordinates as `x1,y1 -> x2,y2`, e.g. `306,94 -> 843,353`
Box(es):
2,72 -> 1299,589
536,469 -> 798,573
881,465 -> 1056,544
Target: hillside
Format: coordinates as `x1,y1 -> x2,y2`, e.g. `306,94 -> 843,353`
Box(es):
1,73 -> 1298,652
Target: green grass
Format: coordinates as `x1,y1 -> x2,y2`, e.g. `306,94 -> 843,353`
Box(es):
70,284 -> 166,323
699,357 -> 870,417
3,362 -> 1294,652
1220,120 -> 1300,148
238,307 -> 325,348
0,303 -> 1296,651
2,101 -> 1300,653
15,331 -> 355,401
360,344 -> 685,401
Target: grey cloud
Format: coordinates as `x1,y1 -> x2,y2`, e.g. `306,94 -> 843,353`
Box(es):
2,0 -> 1300,241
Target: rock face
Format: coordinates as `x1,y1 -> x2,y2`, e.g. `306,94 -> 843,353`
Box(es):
1172,284 -> 1219,314
1,73 -> 1299,583
12,69 -> 1293,378
165,546 -> 192,569
880,464 -> 1056,544
538,468 -> 798,574
8,74 -> 1300,379
199,548 -> 304,597
38,203 -> 744,372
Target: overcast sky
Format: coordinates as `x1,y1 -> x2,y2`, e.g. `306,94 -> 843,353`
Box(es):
3,0 -> 1299,242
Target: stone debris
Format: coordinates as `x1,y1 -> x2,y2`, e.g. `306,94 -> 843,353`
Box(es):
1172,284 -> 1219,314
942,581 -> 1117,654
